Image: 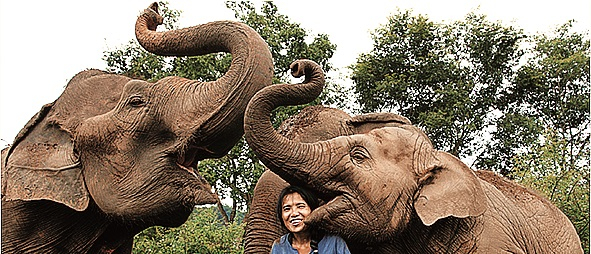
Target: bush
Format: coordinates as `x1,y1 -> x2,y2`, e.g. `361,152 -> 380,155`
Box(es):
133,206 -> 244,253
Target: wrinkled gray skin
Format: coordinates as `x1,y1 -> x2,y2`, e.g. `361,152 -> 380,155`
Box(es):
244,60 -> 583,253
1,3 -> 272,253
243,105 -> 412,253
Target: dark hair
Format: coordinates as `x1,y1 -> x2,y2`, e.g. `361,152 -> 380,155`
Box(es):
276,185 -> 319,229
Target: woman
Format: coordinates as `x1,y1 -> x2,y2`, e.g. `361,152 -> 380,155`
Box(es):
271,185 -> 351,254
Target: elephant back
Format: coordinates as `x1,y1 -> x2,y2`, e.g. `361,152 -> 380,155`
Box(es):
475,170 -> 583,252
278,105 -> 352,143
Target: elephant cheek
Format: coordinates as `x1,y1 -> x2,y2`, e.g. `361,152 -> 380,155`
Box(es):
79,151 -> 142,217
353,185 -> 415,240
82,160 -> 124,215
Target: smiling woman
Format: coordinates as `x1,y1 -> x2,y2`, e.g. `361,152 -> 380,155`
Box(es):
271,185 -> 351,254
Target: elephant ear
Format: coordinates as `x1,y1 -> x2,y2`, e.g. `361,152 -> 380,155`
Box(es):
2,103 -> 89,211
414,151 -> 487,226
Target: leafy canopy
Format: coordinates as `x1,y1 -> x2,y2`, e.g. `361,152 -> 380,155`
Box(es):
351,10 -> 525,158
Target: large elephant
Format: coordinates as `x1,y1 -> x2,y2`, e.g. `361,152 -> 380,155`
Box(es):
243,105 -> 412,253
244,60 -> 583,253
1,3 -> 272,253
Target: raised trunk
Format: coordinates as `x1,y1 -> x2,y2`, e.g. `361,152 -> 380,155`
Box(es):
244,60 -> 326,185
135,3 -> 273,158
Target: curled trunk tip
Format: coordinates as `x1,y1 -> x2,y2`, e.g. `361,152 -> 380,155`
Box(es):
290,59 -> 325,84
139,2 -> 163,31
148,2 -> 159,12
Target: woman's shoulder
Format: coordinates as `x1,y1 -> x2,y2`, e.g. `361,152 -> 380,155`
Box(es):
318,234 -> 351,253
271,234 -> 293,253
275,233 -> 290,244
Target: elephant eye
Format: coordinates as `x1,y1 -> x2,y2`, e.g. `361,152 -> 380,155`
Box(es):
350,146 -> 369,164
128,95 -> 146,107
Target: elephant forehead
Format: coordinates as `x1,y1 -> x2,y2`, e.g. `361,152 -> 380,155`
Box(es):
122,80 -> 152,94
50,73 -> 130,130
336,130 -> 402,157
366,127 -> 420,149
370,126 -> 411,137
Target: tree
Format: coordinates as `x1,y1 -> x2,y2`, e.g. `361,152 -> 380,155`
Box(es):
501,22 -> 590,251
481,21 -> 590,175
103,1 -> 337,223
350,11 -> 524,158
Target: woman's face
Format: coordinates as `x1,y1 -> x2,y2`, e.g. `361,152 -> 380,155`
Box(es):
281,192 -> 312,233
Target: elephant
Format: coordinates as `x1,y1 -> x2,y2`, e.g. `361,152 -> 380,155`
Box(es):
1,2 -> 273,253
243,105 -> 413,253
243,59 -> 583,253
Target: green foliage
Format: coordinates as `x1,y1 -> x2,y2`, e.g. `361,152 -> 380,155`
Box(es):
170,53 -> 231,82
481,21 -> 590,175
133,206 -> 245,253
103,40 -> 169,81
225,1 -> 336,78
199,138 -> 265,217
512,21 -> 589,131
350,10 -> 525,157
479,112 -> 543,174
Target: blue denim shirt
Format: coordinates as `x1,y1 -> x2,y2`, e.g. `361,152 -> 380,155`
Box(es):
270,233 -> 351,254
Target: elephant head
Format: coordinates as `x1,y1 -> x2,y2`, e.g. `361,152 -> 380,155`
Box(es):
244,59 -> 487,244
244,60 -> 584,253
243,105 -> 414,252
2,2 -> 272,245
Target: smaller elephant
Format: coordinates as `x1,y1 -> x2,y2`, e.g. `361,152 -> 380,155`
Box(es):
244,59 -> 584,253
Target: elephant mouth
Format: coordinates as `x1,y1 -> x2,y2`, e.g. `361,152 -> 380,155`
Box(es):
176,147 -> 201,178
176,161 -> 199,178
168,145 -> 218,206
302,191 -> 355,232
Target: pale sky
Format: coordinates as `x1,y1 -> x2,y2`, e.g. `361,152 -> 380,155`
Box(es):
0,0 -> 589,147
